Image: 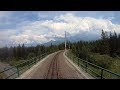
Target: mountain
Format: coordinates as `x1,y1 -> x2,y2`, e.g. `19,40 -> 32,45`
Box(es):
43,31 -> 100,46
43,39 -> 64,46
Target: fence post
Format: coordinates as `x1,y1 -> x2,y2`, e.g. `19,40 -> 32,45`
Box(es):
16,66 -> 20,77
34,57 -> 36,64
101,69 -> 104,79
70,53 -> 71,59
28,61 -> 31,69
41,54 -> 43,59
39,55 -> 40,60
85,60 -> 88,72
78,59 -> 80,66
72,55 -> 74,62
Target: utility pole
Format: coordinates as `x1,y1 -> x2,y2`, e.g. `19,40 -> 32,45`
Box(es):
65,31 -> 66,51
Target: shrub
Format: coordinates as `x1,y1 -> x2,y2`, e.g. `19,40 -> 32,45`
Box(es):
89,53 -> 113,69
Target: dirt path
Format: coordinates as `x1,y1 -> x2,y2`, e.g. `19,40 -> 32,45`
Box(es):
18,50 -> 88,79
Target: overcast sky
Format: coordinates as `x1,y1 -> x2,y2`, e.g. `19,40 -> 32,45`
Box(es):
0,11 -> 120,47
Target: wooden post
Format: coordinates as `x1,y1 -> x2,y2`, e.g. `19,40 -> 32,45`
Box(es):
101,69 -> 104,79
16,66 -> 20,77
78,59 -> 80,66
85,60 -> 88,72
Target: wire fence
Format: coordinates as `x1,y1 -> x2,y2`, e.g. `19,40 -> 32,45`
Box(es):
65,51 -> 120,79
0,50 -> 56,79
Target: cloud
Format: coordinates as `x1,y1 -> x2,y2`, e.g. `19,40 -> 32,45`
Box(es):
1,12 -> 120,47
0,11 -> 12,25
0,11 -> 11,18
0,29 -> 17,47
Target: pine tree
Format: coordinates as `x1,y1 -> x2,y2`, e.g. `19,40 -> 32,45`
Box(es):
9,46 -> 14,59
22,44 -> 26,59
101,29 -> 106,40
17,44 -> 22,59
117,34 -> 120,56
100,29 -> 110,55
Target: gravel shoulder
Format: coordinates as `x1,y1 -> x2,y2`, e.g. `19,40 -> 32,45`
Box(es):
63,50 -> 94,79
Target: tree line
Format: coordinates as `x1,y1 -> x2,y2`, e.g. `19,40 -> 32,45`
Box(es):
1,29 -> 120,65
70,30 -> 120,68
71,30 -> 120,57
0,43 -> 65,62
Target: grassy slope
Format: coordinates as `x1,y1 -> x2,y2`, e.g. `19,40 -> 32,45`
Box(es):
67,50 -> 120,79
89,53 -> 120,78
89,53 -> 120,74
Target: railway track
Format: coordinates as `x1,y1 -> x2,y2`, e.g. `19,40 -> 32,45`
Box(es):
44,51 -> 62,79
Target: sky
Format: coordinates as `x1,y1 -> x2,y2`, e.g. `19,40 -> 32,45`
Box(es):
0,11 -> 120,47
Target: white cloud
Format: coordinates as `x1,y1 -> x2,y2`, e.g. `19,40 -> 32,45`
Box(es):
0,29 -> 17,47
1,12 -> 120,47
38,13 -> 48,19
0,29 -> 16,40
